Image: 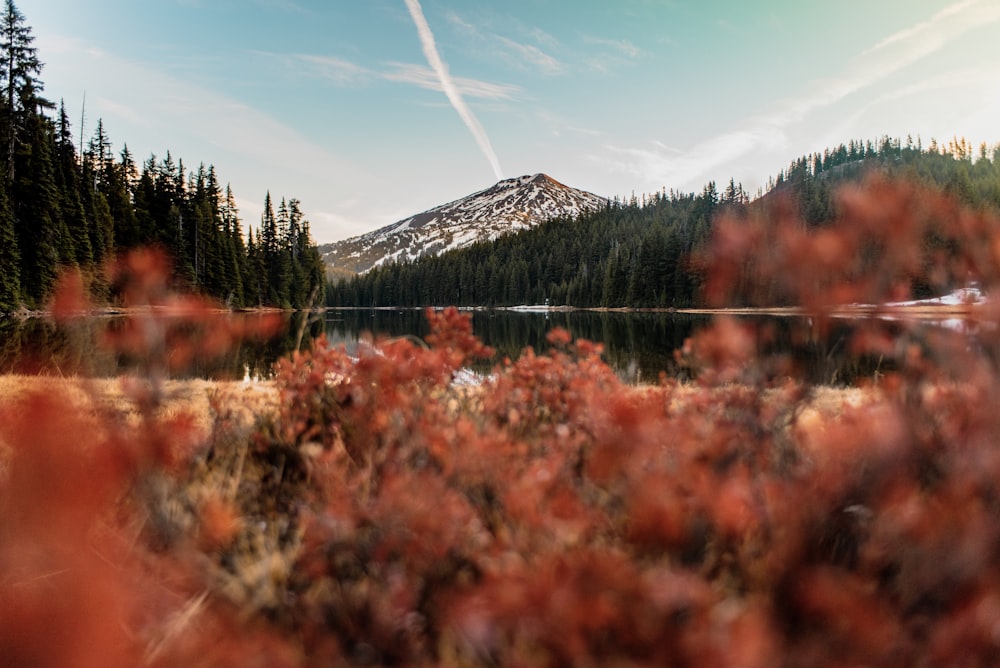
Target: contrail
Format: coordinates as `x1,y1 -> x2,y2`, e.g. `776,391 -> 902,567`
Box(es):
403,0 -> 504,180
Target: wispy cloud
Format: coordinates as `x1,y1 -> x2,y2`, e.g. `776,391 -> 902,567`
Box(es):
536,108 -> 602,139
403,0 -> 504,179
771,0 -> 1000,127
444,11 -> 479,37
253,50 -> 519,99
290,54 -> 369,84
444,11 -> 564,77
527,27 -> 561,52
604,127 -> 786,191
583,35 -> 643,59
606,0 -> 1000,188
496,35 -> 563,75
861,0 -> 978,55
581,34 -> 645,74
382,62 -> 520,100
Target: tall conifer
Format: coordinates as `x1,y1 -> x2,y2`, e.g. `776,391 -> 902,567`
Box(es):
0,179 -> 18,310
0,0 -> 42,184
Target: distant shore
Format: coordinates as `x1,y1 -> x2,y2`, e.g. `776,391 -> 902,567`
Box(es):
1,304 -> 298,320
2,300 -> 985,321
487,302 -> 987,319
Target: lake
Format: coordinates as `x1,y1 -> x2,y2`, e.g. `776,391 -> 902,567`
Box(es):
0,308 -> 920,384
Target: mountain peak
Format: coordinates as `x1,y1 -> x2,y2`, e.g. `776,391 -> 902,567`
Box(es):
500,173 -> 550,185
320,174 -> 606,274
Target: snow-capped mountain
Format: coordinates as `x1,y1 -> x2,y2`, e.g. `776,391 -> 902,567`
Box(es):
320,173 -> 607,275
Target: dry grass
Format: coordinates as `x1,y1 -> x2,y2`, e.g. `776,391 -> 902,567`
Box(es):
0,365 -> 908,666
0,371 -> 873,467
0,374 -> 276,434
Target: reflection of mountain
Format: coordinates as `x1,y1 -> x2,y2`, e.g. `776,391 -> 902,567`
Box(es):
319,174 -> 607,275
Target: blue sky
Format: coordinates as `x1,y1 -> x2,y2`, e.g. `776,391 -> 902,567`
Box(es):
18,0 -> 1000,243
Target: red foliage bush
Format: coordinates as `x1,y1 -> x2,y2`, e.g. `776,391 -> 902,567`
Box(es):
6,180 -> 1000,665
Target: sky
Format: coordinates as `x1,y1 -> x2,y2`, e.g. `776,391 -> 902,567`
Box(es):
17,0 -> 1000,244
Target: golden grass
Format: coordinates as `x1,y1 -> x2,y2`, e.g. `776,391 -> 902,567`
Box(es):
0,374 -> 277,434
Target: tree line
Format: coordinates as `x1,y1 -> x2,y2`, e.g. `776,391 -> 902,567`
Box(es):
0,0 -> 325,313
327,137 -> 1000,309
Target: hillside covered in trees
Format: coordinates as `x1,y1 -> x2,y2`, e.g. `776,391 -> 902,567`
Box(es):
327,137 -> 1000,309
0,1 -> 325,313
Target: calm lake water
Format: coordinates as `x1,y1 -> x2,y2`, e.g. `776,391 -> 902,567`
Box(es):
0,308 -> 914,384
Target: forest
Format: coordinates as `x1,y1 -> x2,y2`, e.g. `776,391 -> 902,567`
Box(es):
0,1 -> 326,313
327,136 -> 1000,309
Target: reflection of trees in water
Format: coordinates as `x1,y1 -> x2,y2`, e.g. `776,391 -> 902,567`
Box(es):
465,311 -> 706,383
318,309 -> 705,382
0,317 -> 114,376
0,314 -> 304,380
0,310 -> 915,384
749,316 -> 902,386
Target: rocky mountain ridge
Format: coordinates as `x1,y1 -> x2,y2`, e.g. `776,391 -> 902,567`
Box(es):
320,173 -> 607,275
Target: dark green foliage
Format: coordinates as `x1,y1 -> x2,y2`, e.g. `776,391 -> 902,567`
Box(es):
329,186 -> 717,309
0,0 -> 43,185
13,101 -> 63,303
0,180 -> 17,310
0,1 -> 325,311
330,138 -> 1000,309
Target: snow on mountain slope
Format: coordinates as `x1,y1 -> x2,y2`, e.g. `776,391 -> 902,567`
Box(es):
320,174 -> 607,275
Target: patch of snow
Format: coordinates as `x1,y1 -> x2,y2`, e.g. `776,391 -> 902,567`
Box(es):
322,174 -> 607,274
506,305 -> 556,313
887,285 -> 986,307
451,368 -> 486,386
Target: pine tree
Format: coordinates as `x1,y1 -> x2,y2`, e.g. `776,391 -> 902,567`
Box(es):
0,0 -> 42,184
102,144 -> 139,251
54,100 -> 92,266
246,226 -> 266,306
291,208 -> 324,309
221,184 -> 246,307
0,178 -> 18,310
276,198 -> 293,305
13,100 -> 62,303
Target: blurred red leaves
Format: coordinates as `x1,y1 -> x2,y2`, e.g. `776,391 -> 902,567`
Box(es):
2,248 -> 290,666
8,179 -> 1000,665
704,174 -> 1000,312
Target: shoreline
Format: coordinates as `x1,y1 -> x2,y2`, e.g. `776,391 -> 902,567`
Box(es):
352,302 -> 986,320
2,300 -> 986,322
0,304 -> 310,321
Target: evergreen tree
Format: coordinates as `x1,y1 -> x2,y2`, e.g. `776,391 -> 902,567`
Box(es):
246,226 -> 267,306
0,0 -> 42,184
54,99 -> 92,266
102,144 -> 139,251
221,184 -> 246,307
293,215 -> 325,308
0,179 -> 18,310
13,98 -> 62,303
272,197 -> 292,305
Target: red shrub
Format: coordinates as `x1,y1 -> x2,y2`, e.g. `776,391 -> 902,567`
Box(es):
7,181 -> 1000,665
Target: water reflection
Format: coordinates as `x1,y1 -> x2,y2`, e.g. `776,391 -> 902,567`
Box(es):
0,308 -> 958,385
0,309 -> 704,381
0,312 -> 317,379
322,309 -> 707,383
